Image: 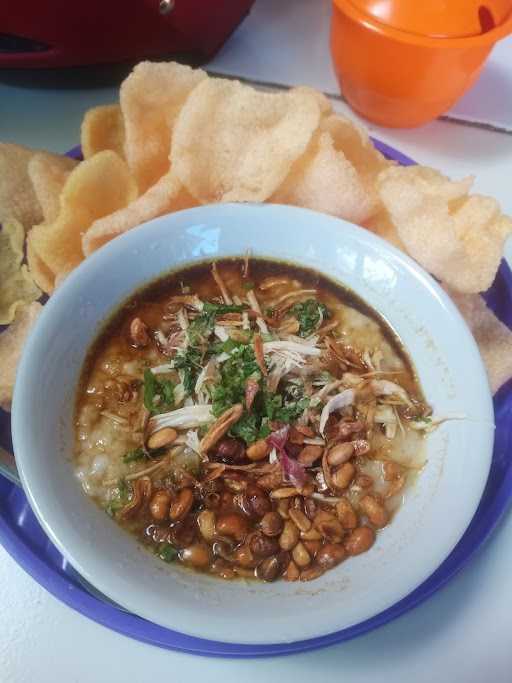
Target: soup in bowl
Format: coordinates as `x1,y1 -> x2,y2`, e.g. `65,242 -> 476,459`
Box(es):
75,257 -> 431,583
12,203 -> 494,643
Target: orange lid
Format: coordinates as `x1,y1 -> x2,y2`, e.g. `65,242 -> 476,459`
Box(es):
346,0 -> 512,38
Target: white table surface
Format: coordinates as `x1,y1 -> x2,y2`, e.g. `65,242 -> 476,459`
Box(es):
1,1 -> 512,681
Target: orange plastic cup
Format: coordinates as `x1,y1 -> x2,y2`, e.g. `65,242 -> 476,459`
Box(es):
331,0 -> 512,128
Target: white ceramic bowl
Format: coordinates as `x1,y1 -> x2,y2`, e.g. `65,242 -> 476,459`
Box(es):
12,203 -> 494,644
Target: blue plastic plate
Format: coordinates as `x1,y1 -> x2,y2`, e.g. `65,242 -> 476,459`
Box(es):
1,140 -> 511,657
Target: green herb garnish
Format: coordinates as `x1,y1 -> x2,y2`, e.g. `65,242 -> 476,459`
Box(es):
211,338 -> 240,355
187,313 -> 215,346
187,302 -> 248,346
211,343 -> 260,416
122,446 -> 166,463
105,478 -> 130,517
227,412 -> 272,444
291,299 -> 330,337
143,369 -> 175,415
174,346 -> 203,394
122,447 -> 146,463
229,412 -> 259,443
157,542 -> 178,563
263,393 -> 310,423
413,415 -> 432,424
203,302 -> 247,316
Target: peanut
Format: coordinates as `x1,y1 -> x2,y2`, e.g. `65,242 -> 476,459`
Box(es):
214,437 -> 246,464
300,527 -> 322,541
292,542 -> 311,568
169,487 -> 194,522
197,509 -> 216,542
244,484 -> 272,517
332,462 -> 355,490
317,519 -> 344,543
285,561 -> 300,581
335,498 -> 358,529
327,442 -> 354,467
149,490 -> 172,521
270,486 -> 300,499
147,427 -> 177,450
344,526 -> 375,556
360,495 -> 389,528
297,445 -> 323,466
316,543 -> 346,569
314,510 -> 344,542
260,511 -> 284,537
288,508 -> 312,532
279,520 -> 300,551
180,543 -> 210,569
256,556 -> 282,582
249,532 -> 280,558
276,499 -> 290,519
216,513 -> 249,542
246,438 -> 271,461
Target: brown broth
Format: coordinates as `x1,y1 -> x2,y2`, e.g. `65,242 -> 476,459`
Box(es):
74,257 -> 427,583
83,258 -> 419,388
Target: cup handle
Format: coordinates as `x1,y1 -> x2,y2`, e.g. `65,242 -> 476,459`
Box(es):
0,447 -> 21,487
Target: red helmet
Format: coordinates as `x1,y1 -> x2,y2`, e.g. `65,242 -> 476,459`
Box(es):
0,0 -> 254,68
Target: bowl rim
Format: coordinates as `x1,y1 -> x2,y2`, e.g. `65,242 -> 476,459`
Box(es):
11,202 -> 495,643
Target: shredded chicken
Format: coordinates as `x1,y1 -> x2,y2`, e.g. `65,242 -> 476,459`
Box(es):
211,262 -> 232,304
177,308 -> 189,330
246,289 -> 268,334
263,340 -> 322,357
408,413 -> 468,433
310,379 -> 344,407
370,379 -> 412,406
319,389 -> 356,435
148,405 -> 213,433
150,363 -> 174,375
271,289 -> 317,307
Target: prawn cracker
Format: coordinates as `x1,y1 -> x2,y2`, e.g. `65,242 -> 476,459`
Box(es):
0,219 -> 41,324
28,153 -> 78,223
447,288 -> 512,394
272,129 -> 374,224
121,61 -> 207,193
171,77 -> 321,203
82,171 -> 197,256
322,114 -> 389,218
28,151 -> 138,293
0,142 -> 74,230
0,301 -> 42,411
81,104 -> 126,160
378,166 -> 512,293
